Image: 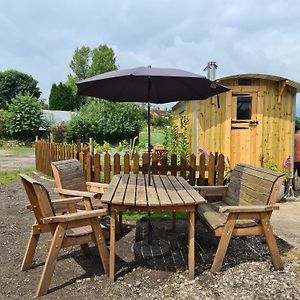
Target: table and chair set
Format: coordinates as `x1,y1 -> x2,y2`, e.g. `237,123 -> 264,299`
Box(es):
20,159 -> 285,296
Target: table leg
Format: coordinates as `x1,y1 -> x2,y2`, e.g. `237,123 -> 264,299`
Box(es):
188,211 -> 195,280
109,210 -> 116,281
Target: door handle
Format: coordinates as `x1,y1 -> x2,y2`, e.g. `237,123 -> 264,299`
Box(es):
249,120 -> 258,125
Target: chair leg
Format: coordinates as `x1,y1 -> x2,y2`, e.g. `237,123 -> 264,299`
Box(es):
211,213 -> 237,273
118,212 -> 123,234
36,223 -> 66,297
90,217 -> 109,275
260,213 -> 283,270
21,232 -> 40,271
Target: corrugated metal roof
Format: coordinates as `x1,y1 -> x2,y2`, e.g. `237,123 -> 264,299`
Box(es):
43,110 -> 76,125
218,73 -> 300,92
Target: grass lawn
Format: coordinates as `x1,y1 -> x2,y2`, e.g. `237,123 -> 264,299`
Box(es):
123,211 -> 188,221
0,168 -> 34,185
139,127 -> 165,145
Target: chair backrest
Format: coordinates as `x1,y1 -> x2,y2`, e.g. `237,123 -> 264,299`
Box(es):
51,159 -> 87,191
20,174 -> 55,224
224,163 -> 285,206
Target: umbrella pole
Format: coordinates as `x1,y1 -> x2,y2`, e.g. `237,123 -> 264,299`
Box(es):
147,101 -> 153,245
147,101 -> 151,186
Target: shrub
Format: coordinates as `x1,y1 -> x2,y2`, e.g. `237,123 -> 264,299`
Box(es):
65,100 -> 143,143
164,115 -> 190,160
6,93 -> 47,141
51,122 -> 67,143
0,109 -> 8,138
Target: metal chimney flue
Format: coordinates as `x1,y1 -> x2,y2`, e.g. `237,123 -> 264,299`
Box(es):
204,62 -> 218,81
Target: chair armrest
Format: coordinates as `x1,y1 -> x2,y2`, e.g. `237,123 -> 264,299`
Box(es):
219,205 -> 279,213
51,197 -> 84,208
86,182 -> 109,193
55,188 -> 100,198
193,186 -> 228,197
42,208 -> 107,224
86,182 -> 109,189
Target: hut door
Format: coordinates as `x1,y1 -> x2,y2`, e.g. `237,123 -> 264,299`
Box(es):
230,93 -> 259,167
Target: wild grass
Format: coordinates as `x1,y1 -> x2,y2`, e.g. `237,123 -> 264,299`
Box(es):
0,168 -> 34,185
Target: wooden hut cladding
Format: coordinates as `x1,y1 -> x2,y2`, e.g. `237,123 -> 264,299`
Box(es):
172,74 -> 300,171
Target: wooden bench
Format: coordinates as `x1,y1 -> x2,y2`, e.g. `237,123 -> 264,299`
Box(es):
196,163 -> 285,272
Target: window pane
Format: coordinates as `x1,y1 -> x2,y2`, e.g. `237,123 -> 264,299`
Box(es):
237,96 -> 252,119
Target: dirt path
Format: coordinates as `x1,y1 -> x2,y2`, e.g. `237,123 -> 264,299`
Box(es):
0,150 -> 35,170
1,151 -> 300,298
1,174 -> 300,299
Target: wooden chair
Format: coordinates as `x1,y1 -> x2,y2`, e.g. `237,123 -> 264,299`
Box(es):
20,174 -> 109,297
196,163 -> 285,272
51,159 -> 109,210
51,159 -> 122,233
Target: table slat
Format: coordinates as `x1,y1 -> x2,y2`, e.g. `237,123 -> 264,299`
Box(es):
152,175 -> 172,206
101,175 -> 121,204
136,174 -> 147,206
160,175 -> 184,205
176,176 -> 206,204
112,174 -> 129,205
145,175 -> 160,206
168,176 -> 195,205
123,175 -> 137,206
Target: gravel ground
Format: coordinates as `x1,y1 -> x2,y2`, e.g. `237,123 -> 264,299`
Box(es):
1,174 -> 300,299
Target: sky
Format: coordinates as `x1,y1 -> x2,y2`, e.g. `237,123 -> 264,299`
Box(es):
1,0 -> 300,113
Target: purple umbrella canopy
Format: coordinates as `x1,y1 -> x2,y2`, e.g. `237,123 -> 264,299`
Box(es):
76,66 -> 229,103
76,66 -> 230,186
76,66 -> 230,246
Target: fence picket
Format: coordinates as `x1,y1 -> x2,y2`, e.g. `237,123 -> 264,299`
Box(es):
94,153 -> 100,182
180,154 -> 187,178
161,154 -> 167,175
114,153 -> 121,174
124,152 -> 130,174
104,152 -> 111,183
208,153 -> 215,186
189,154 -> 196,186
171,154 -> 177,176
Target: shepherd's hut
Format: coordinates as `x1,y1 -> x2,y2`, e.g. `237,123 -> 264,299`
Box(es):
172,73 -> 300,172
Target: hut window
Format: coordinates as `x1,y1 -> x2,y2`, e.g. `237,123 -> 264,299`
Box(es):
178,102 -> 185,113
238,78 -> 252,86
237,95 -> 252,120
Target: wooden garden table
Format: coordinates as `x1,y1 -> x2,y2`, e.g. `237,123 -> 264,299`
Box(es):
101,174 -> 206,281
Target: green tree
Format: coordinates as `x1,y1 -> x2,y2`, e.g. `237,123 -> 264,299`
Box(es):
6,94 -> 47,141
65,100 -> 143,143
69,45 -> 91,80
87,44 -> 118,77
49,82 -> 80,111
0,70 -> 41,109
67,44 -> 118,107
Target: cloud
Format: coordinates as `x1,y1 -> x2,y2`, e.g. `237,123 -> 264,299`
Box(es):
0,0 -> 300,114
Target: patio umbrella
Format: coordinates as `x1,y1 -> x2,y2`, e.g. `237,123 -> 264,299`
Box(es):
76,66 -> 229,184
76,66 -> 229,248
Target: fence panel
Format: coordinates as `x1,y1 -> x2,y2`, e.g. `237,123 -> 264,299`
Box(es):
35,140 -> 226,186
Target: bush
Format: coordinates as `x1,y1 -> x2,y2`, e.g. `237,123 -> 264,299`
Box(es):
0,109 -> 8,138
164,115 -> 190,160
51,122 -> 67,143
6,94 -> 47,141
65,100 -> 143,143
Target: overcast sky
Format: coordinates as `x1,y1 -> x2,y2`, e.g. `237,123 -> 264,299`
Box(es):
1,0 -> 300,113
